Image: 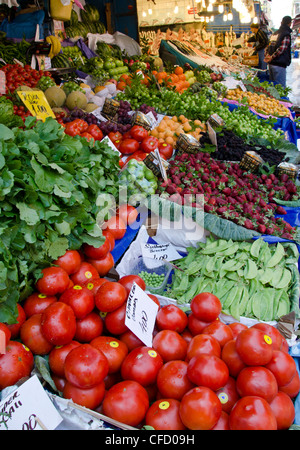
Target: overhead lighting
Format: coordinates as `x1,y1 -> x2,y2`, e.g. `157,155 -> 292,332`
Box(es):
148,8 -> 152,14
174,3 -> 179,14
210,15 -> 214,21
253,16 -> 258,24
223,13 -> 228,21
228,10 -> 233,21
142,10 -> 146,17
207,4 -> 213,11
218,4 -> 224,13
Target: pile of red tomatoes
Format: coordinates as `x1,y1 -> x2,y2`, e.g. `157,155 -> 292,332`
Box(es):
2,64 -> 53,94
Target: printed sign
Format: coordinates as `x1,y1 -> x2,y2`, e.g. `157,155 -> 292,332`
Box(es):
207,121 -> 218,147
0,70 -> 6,95
16,90 -> 55,122
142,242 -> 182,263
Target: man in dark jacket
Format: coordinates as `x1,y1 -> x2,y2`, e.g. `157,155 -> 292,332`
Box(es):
265,16 -> 293,88
248,23 -> 269,73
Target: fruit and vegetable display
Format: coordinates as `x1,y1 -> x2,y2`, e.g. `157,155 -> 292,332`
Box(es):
119,159 -> 158,204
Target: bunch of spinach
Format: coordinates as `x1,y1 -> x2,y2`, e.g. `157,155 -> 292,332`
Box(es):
0,116 -> 120,323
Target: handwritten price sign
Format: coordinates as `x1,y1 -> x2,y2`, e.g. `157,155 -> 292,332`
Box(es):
16,90 -> 55,122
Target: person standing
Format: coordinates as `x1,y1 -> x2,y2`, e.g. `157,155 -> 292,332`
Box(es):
264,16 -> 293,88
248,22 -> 269,76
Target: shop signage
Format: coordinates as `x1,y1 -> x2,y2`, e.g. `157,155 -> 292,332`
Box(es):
16,90 -> 55,122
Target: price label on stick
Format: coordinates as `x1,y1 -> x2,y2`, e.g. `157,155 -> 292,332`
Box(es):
207,122 -> 218,148
16,90 -> 55,122
125,283 -> 159,347
154,148 -> 168,182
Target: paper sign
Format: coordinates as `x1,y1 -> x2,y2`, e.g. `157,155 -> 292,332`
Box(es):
154,148 -> 168,182
0,70 -> 6,95
142,242 -> 182,263
125,283 -> 159,347
207,122 -> 218,147
0,375 -> 63,430
16,90 -> 55,122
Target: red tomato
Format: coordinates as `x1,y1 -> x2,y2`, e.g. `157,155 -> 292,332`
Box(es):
64,343 -> 109,388
186,334 -> 221,361
145,399 -> 186,430
229,396 -> 277,430
148,294 -> 161,309
140,136 -> 159,153
0,341 -> 34,390
83,278 -> 107,295
221,339 -> 246,378
190,293 -> 221,322
36,266 -> 70,296
236,366 -> 278,403
228,322 -> 248,339
90,335 -> 128,374
158,142 -> 173,160
187,354 -> 229,391
48,341 -> 81,377
121,346 -> 163,387
130,125 -> 149,142
122,130 -> 132,140
125,151 -> 148,163
265,350 -> 297,387
202,320 -> 234,348
269,391 -> 295,430
102,230 -> 115,251
95,281 -> 127,313
103,372 -> 122,391
103,215 -> 126,240
251,323 -> 284,351
215,376 -> 240,414
279,371 -> 300,398
63,380 -> 105,410
156,304 -> 188,333
52,374 -> 67,393
118,274 -> 146,295
104,303 -> 128,335
70,262 -> 100,285
179,386 -> 222,430
116,204 -> 138,226
41,302 -> 77,346
235,327 -> 273,366
187,313 -> 212,336
0,323 -> 11,348
119,329 -> 143,351
87,252 -> 114,277
74,312 -> 104,343
20,314 -> 54,355
152,330 -> 188,362
59,285 -> 95,319
22,292 -> 57,317
5,304 -> 26,339
156,360 -> 194,400
180,328 -> 193,344
211,411 -> 230,430
83,237 -> 110,260
53,250 -> 82,275
119,138 -> 140,155
102,380 -> 149,427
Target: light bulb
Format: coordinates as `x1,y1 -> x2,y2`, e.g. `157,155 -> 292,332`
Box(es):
228,12 -> 233,21
253,16 -> 258,24
142,10 -> 146,17
218,4 -> 224,13
148,8 -> 152,15
210,15 -> 214,21
223,14 -> 228,21
207,4 -> 213,11
174,5 -> 179,13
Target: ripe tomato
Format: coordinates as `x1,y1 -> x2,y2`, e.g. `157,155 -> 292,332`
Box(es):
83,278 -> 107,295
235,327 -> 273,366
83,238 -> 110,260
229,396 -> 277,430
103,372 -> 122,391
202,320 -> 234,348
36,266 -> 70,296
103,215 -> 126,240
95,281 -> 127,313
152,330 -> 188,362
87,252 -> 114,277
108,131 -> 122,144
0,341 -> 34,390
59,285 -> 95,319
119,138 -> 139,155
228,322 -> 248,339
104,302 -> 128,335
187,313 -> 212,336
156,360 -> 194,400
186,334 -> 221,361
125,151 -> 147,163
70,262 -> 99,285
279,371 -> 300,398
130,125 -> 148,142
269,391 -> 295,430
102,230 -> 115,251
221,339 -> 246,378
251,323 -> 284,351
20,314 -> 54,355
116,204 -> 138,226
187,354 -> 229,391
236,366 -> 278,403
156,304 -> 188,333
91,335 -> 128,374
52,374 -> 67,393
74,311 -> 104,343
190,293 -> 222,323
64,343 -> 109,388
102,380 -> 149,427
118,274 -> 146,295
22,292 -> 57,317
145,399 -> 186,430
53,250 -> 82,275
158,142 -> 173,160
0,323 -> 11,348
265,350 -> 297,387
48,341 -> 81,377
121,346 -> 163,387
119,329 -> 143,351
140,136 -> 159,153
215,376 -> 240,414
179,386 -> 222,430
211,411 -> 230,430
41,302 -> 77,346
5,304 -> 26,339
148,294 -> 161,309
63,380 -> 105,410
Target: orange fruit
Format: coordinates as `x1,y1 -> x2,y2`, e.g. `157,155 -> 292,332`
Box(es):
174,66 -> 184,75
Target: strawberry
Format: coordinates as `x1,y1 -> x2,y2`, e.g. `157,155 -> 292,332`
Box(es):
276,206 -> 287,215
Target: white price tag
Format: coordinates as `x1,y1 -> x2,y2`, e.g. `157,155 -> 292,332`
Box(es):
238,81 -> 247,92
0,375 -> 63,430
142,242 -> 182,263
125,283 -> 159,347
91,107 -> 108,122
207,122 -> 218,147
101,135 -> 121,155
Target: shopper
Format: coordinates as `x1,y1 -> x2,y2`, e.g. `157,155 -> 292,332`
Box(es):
264,16 -> 293,88
248,22 -> 269,75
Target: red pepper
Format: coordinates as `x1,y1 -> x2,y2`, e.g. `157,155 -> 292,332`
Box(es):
64,119 -> 88,136
87,124 -> 103,141
81,132 -> 93,142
